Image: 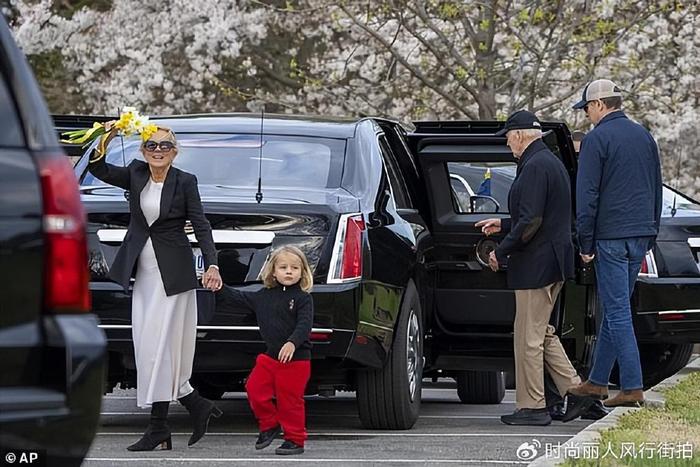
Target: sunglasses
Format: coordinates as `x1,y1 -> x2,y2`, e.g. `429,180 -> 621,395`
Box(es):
143,140 -> 176,152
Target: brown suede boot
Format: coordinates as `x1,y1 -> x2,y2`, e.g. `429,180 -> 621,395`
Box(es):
604,389 -> 644,408
566,380 -> 609,400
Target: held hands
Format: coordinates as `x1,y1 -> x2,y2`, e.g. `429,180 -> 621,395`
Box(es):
580,253 -> 595,263
278,342 -> 296,363
202,266 -> 223,291
488,251 -> 499,272
475,218 -> 501,236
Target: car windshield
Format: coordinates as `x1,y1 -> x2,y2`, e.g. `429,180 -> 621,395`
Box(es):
79,133 -> 346,188
662,186 -> 700,216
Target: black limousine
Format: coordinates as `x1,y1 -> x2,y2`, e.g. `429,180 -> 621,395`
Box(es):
62,113 -> 700,430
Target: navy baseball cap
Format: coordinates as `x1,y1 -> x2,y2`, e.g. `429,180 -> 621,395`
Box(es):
573,79 -> 623,109
495,110 -> 542,136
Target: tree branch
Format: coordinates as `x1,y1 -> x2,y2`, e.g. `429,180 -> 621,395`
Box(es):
337,3 -> 475,118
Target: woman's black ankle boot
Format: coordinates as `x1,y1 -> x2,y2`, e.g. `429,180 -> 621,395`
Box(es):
127,401 -> 172,451
178,389 -> 223,446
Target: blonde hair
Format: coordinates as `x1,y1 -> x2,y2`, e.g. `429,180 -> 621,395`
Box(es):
261,245 -> 313,292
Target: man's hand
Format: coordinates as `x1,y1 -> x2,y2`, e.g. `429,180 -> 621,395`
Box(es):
278,342 -> 296,363
580,253 -> 595,263
202,266 -> 223,291
475,218 -> 501,236
488,250 -> 499,272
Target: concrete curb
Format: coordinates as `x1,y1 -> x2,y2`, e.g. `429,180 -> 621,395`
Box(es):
528,355 -> 700,466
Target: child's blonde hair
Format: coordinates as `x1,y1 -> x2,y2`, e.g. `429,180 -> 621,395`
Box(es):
261,245 -> 313,292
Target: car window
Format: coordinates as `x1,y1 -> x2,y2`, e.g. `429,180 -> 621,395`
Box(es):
447,162 -> 516,214
378,135 -> 411,208
0,70 -> 23,147
79,133 -> 346,189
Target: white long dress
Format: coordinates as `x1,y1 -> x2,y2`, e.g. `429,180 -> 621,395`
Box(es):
131,179 -> 196,408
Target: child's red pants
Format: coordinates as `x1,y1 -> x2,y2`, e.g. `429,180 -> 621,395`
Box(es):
245,353 -> 311,446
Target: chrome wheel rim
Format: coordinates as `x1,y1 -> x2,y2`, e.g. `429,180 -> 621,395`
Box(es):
406,310 -> 421,402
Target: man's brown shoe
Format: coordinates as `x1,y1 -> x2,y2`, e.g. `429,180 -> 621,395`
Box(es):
604,390 -> 644,408
566,381 -> 609,400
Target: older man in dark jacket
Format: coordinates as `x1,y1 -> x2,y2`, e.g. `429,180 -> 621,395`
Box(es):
477,110 -> 590,425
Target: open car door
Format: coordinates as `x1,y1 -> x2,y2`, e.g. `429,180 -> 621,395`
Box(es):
406,121 -> 586,376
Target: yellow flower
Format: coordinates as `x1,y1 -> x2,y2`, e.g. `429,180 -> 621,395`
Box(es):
115,110 -> 136,134
61,107 -> 155,148
141,124 -> 158,141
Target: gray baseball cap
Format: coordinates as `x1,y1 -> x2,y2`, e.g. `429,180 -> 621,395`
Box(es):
573,79 -> 623,109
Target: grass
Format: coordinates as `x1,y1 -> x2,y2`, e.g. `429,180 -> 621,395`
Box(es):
560,371 -> 700,466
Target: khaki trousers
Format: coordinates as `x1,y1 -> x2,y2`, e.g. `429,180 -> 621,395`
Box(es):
514,282 -> 581,409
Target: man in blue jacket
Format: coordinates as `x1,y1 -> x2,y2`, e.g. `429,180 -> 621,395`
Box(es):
568,79 -> 662,408
477,110 -> 587,425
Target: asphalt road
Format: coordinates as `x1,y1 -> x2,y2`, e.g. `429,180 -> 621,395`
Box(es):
85,382 -> 593,466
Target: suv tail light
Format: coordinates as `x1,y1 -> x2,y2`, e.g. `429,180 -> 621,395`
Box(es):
327,213 -> 365,283
39,156 -> 90,312
638,250 -> 658,278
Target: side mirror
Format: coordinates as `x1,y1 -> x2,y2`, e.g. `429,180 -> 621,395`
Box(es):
470,195 -> 500,213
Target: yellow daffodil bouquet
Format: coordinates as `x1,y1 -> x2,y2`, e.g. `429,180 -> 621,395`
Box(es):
61,107 -> 158,162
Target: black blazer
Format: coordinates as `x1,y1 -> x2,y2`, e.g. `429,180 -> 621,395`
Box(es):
494,139 -> 574,290
88,157 -> 217,296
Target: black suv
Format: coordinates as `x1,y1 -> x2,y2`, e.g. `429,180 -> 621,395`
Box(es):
67,113 -> 700,431
0,16 -> 106,467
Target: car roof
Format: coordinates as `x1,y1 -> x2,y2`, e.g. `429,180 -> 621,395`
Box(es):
144,113 -> 364,139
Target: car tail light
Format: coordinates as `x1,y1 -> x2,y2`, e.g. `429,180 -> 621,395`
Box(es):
638,250 -> 658,278
327,213 -> 365,283
309,331 -> 331,342
40,156 -> 90,312
659,312 -> 686,321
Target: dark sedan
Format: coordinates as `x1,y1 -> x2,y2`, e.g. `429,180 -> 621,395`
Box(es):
73,114 -> 425,429
68,113 -> 700,432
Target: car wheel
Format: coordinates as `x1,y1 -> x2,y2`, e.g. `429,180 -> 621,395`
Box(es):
357,281 -> 423,429
455,371 -> 506,404
609,343 -> 694,389
504,371 -> 516,390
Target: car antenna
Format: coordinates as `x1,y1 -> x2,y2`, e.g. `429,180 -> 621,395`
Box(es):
255,106 -> 264,203
671,144 -> 683,218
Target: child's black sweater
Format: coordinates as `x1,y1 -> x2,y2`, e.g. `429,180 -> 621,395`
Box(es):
216,283 -> 313,361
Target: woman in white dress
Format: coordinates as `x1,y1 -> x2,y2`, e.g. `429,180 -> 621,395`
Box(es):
89,124 -> 224,451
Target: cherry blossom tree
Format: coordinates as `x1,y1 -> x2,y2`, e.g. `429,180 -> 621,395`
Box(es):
8,0 -> 269,113
7,0 -> 700,196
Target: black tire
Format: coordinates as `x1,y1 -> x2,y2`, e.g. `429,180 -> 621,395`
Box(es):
455,371 -> 506,404
504,371 -> 516,390
609,343 -> 694,389
356,281 -> 423,430
640,343 -> 694,389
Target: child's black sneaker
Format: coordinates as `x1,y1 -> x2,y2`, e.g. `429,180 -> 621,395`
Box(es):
255,426 -> 281,450
275,440 -> 304,455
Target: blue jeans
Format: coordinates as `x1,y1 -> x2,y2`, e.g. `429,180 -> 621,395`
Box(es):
588,237 -> 653,390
